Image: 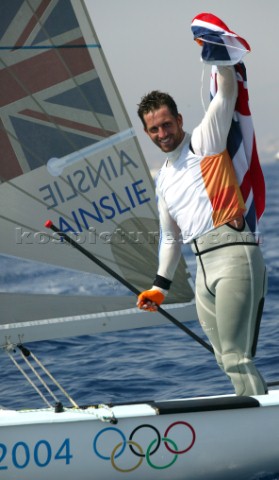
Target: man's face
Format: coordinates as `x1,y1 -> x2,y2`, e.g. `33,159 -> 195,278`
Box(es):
143,106 -> 184,153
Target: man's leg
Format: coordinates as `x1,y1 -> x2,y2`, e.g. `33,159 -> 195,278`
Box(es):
195,244 -> 267,395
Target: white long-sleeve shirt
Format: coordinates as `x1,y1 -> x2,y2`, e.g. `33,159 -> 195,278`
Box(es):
155,66 -> 245,282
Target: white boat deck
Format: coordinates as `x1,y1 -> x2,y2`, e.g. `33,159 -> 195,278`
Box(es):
1,389 -> 279,427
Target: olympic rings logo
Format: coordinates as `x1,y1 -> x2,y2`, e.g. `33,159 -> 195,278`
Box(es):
93,421 -> 196,472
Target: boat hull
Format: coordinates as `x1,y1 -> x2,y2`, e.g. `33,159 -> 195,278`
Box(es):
1,391 -> 279,479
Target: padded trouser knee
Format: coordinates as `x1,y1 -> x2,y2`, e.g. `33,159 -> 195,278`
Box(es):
221,352 -> 266,396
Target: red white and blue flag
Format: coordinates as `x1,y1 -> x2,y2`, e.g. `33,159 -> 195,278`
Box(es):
191,13 -> 265,233
191,12 -> 251,65
0,0 -> 116,181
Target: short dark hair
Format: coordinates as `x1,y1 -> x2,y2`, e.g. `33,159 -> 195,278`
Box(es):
137,90 -> 179,128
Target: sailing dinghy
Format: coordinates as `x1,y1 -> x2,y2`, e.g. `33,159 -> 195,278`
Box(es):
0,1 -> 279,479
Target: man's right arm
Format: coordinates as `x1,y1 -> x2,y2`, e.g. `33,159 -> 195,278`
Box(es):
137,191 -> 181,311
156,190 -> 182,282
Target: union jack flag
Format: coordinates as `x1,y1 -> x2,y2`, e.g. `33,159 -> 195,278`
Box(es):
191,12 -> 251,65
0,0 -> 117,181
191,12 -> 265,233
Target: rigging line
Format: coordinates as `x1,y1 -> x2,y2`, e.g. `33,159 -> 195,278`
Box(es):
45,221 -> 214,354
6,350 -> 52,408
18,347 -> 60,404
29,350 -> 79,408
18,345 -> 79,408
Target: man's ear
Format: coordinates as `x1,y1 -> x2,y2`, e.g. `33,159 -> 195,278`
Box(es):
177,113 -> 183,128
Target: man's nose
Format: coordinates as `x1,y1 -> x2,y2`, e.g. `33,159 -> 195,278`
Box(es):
158,126 -> 168,138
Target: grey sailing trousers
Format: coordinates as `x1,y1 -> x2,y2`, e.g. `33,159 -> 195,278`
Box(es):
191,222 -> 268,396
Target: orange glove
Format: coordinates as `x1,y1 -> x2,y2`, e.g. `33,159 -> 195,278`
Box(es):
137,289 -> 165,312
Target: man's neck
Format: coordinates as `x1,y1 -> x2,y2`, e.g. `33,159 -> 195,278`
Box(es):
166,132 -> 190,166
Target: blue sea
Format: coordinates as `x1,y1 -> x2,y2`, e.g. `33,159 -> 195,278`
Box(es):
0,163 -> 278,413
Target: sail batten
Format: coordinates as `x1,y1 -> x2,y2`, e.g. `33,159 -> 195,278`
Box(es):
0,292 -> 197,346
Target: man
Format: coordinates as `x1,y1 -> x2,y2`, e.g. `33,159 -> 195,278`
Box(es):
136,29 -> 267,396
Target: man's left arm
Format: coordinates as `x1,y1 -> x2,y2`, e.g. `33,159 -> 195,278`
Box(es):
191,66 -> 237,156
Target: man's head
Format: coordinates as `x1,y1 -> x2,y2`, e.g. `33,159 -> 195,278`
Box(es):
137,90 -> 184,153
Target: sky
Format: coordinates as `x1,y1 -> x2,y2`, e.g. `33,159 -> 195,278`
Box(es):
86,0 -> 279,172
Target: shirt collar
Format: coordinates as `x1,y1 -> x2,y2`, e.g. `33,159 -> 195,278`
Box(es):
166,132 -> 191,166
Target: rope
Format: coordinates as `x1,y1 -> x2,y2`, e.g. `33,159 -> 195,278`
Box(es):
19,348 -> 60,404
6,350 -> 52,408
6,345 -> 79,409
29,350 -> 79,408
200,64 -> 207,114
201,38 -> 248,53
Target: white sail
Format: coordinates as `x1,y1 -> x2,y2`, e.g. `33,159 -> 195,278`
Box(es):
0,0 -> 196,344
0,292 -> 196,346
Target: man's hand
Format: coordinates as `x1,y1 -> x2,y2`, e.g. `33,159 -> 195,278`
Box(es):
137,289 -> 165,312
